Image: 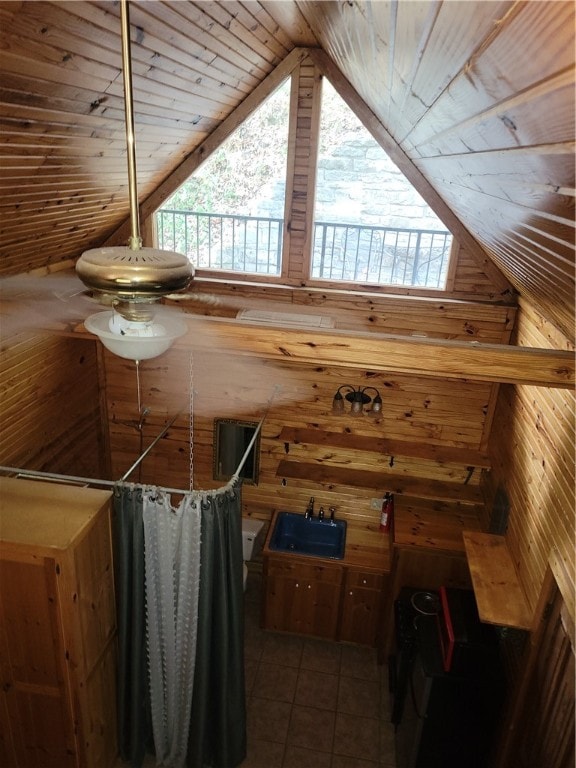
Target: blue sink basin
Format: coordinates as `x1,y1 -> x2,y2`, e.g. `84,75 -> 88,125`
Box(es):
269,511 -> 347,560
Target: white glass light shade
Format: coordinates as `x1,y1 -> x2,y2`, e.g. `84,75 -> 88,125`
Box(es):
84,310 -> 187,360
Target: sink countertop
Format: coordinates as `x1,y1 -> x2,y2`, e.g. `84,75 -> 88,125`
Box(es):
264,509 -> 392,573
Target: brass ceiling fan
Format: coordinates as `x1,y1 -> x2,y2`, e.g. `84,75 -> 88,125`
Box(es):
75,0 -> 195,360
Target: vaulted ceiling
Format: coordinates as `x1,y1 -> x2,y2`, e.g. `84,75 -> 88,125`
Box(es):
0,1 -> 574,341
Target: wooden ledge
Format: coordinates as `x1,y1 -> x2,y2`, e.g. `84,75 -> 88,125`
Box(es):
276,460 -> 483,505
279,427 -> 491,468
463,532 -> 533,630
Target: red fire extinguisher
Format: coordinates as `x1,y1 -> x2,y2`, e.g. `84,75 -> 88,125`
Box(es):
380,492 -> 394,533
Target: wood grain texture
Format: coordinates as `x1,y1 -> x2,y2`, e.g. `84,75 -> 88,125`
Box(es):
0,334 -> 107,478
0,0 -> 572,338
278,427 -> 491,466
395,497 -> 481,552
297,0 -> 575,338
488,300 -> 575,620
463,531 -> 532,629
175,315 -> 574,388
0,478 -> 116,768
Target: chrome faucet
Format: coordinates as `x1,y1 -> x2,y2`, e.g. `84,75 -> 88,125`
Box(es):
329,506 -> 336,521
305,497 -> 314,519
318,506 -> 325,521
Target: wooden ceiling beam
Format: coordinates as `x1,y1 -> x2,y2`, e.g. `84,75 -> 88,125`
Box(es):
179,316 -> 574,389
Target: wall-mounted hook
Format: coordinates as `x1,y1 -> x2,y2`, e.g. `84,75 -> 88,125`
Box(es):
464,466 -> 475,484
138,406 -> 150,432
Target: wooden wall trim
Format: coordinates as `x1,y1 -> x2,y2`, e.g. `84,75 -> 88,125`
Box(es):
283,55 -> 323,282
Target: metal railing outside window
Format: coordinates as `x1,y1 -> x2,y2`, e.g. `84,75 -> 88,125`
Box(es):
157,210 -> 283,276
157,209 -> 452,288
311,221 -> 451,288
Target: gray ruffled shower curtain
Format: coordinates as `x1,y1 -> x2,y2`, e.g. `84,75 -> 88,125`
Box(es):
113,480 -> 246,768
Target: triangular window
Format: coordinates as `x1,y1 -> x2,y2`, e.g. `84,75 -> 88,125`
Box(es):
311,79 -> 452,289
157,79 -> 290,276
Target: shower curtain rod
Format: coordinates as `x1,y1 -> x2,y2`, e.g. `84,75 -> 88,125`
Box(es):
0,415 -> 265,496
121,412 -> 180,482
232,414 -> 265,481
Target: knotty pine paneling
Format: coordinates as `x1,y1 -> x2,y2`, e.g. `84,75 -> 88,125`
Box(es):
276,53 -> 512,301
450,243 -> 517,303
488,300 -> 575,615
173,279 -> 516,341
1,0 -> 571,338
296,0 -> 574,337
511,581 -> 575,768
405,3 -> 574,151
0,334 -> 107,479
0,0 -> 293,276
102,339 -> 495,536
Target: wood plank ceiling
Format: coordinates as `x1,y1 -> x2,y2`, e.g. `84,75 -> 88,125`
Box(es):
0,1 -> 574,341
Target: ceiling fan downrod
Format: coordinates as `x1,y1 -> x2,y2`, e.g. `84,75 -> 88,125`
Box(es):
75,0 -> 193,313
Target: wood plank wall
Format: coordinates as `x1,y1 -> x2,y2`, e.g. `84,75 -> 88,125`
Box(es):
101,299 -> 509,542
173,280 -> 517,340
488,300 -> 575,616
496,574 -> 575,768
296,1 -> 575,340
0,334 -> 107,479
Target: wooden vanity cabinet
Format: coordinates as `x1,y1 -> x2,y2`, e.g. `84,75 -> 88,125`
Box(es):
262,554 -> 390,646
0,478 -> 117,768
339,568 -> 388,647
263,556 -> 343,639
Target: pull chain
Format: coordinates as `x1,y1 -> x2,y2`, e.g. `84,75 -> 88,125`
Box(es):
188,350 -> 194,491
136,359 -> 142,415
135,359 -> 147,483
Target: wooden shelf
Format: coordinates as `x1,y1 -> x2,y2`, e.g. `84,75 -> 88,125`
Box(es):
276,460 -> 484,505
279,427 -> 491,468
463,532 -> 533,630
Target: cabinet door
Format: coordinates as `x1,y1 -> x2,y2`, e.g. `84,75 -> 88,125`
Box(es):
264,572 -> 303,633
339,570 -> 386,646
263,557 -> 342,639
299,578 -> 341,639
0,556 -> 77,768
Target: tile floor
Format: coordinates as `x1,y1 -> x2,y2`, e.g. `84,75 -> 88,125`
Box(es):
241,570 -> 396,768
116,571 -> 397,768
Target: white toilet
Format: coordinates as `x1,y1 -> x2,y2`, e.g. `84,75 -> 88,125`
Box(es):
241,518 -> 265,590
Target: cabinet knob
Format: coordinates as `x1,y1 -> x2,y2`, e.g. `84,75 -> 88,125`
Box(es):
362,578 -> 367,585
307,584 -> 311,589
349,590 -> 354,596
295,582 -> 299,588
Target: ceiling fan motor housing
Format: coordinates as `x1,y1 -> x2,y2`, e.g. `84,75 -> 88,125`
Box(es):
76,246 -> 194,304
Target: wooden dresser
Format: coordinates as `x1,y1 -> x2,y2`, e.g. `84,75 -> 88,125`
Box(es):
0,477 -> 117,768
